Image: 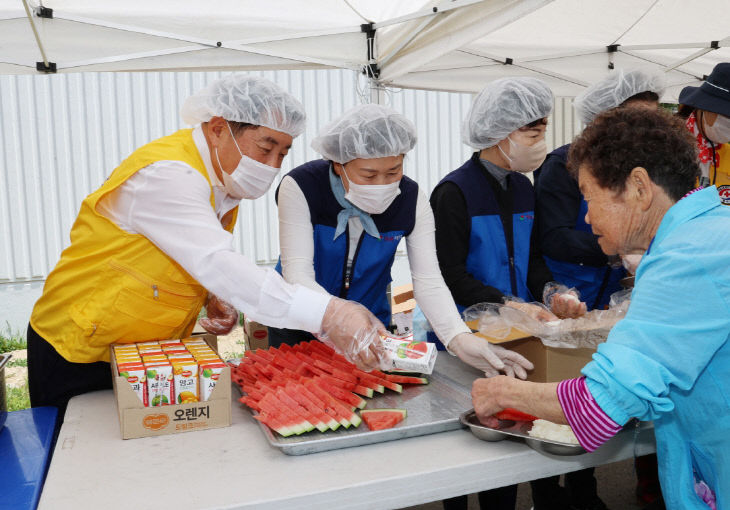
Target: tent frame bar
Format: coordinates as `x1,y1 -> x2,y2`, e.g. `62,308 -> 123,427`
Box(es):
372,0 -> 486,30
21,0 -> 54,72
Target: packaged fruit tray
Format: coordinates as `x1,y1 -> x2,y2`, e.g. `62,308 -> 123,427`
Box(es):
230,346 -> 477,455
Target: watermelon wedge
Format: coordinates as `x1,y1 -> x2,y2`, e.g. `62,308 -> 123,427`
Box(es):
360,408 -> 407,431
384,374 -> 428,385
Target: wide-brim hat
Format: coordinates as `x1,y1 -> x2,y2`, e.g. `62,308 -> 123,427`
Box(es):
679,63 -> 730,118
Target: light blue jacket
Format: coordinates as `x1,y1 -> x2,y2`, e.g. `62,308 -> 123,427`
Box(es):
582,187 -> 730,510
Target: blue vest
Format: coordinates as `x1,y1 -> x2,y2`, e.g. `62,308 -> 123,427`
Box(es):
540,145 -> 625,310
275,160 -> 418,326
439,154 -> 535,308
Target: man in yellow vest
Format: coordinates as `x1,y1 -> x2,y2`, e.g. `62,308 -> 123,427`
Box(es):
27,74 -> 386,417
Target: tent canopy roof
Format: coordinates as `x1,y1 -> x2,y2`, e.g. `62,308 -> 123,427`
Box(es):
2,0 -> 729,100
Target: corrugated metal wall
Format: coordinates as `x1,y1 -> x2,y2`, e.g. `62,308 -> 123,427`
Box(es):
0,69 -> 580,330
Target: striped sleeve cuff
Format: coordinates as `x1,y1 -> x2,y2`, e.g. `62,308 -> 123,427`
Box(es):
557,377 -> 622,452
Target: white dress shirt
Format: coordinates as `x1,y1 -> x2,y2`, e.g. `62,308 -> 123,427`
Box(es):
95,126 -> 331,333
277,174 -> 471,347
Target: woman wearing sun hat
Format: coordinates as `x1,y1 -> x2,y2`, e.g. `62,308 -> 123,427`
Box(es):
678,62 -> 730,204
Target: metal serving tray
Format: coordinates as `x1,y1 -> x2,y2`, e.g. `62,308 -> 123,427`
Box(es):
460,409 -> 586,456
235,355 -> 479,455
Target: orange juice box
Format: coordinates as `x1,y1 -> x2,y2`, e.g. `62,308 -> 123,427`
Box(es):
162,348 -> 189,356
199,362 -> 226,401
167,353 -> 195,361
141,355 -> 168,364
138,346 -> 164,354
114,345 -> 139,354
144,362 -> 174,407
159,339 -> 183,346
172,361 -> 200,404
115,356 -> 142,365
137,341 -> 160,346
117,362 -> 148,406
181,338 -> 207,345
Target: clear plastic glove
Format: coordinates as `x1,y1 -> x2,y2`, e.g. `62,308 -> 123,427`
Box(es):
199,294 -> 238,335
316,297 -> 388,371
542,282 -> 587,319
448,332 -> 534,379
504,300 -> 558,322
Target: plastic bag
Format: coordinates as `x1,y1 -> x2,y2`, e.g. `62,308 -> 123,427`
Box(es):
466,289 -> 631,350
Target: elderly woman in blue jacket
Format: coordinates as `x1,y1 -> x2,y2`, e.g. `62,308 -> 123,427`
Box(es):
472,106 -> 730,510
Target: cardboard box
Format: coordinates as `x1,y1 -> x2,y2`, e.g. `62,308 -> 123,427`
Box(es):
243,318 -> 269,351
468,320 -> 595,383
391,283 -> 416,314
110,333 -> 232,439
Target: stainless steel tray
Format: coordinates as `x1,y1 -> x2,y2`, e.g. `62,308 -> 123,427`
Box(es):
234,355 -> 479,455
460,409 -> 586,456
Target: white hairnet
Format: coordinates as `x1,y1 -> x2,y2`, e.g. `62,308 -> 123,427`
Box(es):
462,77 -> 553,149
311,104 -> 417,164
180,74 -> 306,137
573,69 -> 666,125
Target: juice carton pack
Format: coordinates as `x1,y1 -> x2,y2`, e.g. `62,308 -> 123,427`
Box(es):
199,362 -> 226,401
117,362 -> 148,406
380,333 -> 438,374
172,360 -> 200,404
144,362 -> 174,407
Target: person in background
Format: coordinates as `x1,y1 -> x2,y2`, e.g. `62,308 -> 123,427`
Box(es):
472,106 -> 729,510
431,77 -> 586,510
677,62 -> 730,204
270,103 -> 534,379
27,75 -> 386,421
534,69 -> 667,510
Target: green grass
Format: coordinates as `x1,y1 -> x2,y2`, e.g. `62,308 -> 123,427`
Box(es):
0,323 -> 26,354
8,358 -> 27,368
6,380 -> 30,411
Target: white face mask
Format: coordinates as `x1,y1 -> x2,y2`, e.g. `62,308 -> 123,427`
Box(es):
214,122 -> 281,200
498,135 -> 548,173
340,164 -> 401,214
703,113 -> 730,145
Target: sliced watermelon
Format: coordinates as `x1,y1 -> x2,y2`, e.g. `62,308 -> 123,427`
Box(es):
360,408 -> 407,431
384,374 -> 429,385
282,383 -> 340,431
313,377 -> 367,409
494,408 -> 537,422
254,412 -> 294,437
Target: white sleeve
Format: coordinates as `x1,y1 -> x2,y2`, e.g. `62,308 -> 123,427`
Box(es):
97,162 -> 331,333
406,189 -> 471,347
277,175 -> 329,295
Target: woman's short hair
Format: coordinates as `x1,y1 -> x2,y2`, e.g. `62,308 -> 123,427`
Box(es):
568,107 -> 700,201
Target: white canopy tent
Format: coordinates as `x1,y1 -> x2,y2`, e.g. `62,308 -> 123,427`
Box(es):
1,0 -> 729,100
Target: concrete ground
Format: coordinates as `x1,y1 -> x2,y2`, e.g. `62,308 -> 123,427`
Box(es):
401,458 -> 645,510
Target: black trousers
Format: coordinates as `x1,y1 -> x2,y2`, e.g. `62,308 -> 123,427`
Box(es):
443,485 -> 518,510
267,326 -> 315,348
27,324 -> 113,423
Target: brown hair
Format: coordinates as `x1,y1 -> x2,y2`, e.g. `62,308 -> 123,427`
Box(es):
568,107 -> 699,201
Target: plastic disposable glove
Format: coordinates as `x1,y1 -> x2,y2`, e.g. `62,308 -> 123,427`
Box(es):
504,300 -> 558,322
316,297 -> 388,371
542,283 -> 587,319
199,294 -> 238,335
448,332 -> 534,379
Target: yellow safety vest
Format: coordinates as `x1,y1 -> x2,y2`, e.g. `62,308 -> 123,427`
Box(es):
709,143 -> 730,205
30,129 -> 238,363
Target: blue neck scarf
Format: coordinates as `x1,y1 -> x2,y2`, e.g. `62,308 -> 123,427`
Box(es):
328,164 -> 380,241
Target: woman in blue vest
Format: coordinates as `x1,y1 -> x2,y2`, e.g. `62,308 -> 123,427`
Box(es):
431,78 -> 588,510
270,104 -> 534,378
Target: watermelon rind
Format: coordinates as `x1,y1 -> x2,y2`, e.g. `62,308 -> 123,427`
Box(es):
360,408 -> 408,418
